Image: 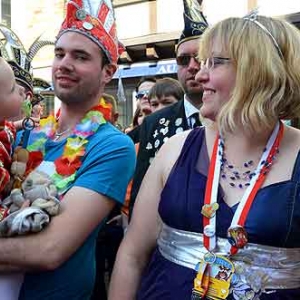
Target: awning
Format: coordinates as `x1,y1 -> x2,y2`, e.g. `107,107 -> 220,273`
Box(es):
114,59 -> 177,79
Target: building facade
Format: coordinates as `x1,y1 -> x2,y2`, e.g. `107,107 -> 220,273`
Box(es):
1,0 -> 300,127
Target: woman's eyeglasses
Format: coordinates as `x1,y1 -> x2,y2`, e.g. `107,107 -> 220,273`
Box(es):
200,57 -> 231,70
176,55 -> 231,70
135,90 -> 150,100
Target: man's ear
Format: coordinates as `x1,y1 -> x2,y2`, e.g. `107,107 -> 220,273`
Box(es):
102,63 -> 117,85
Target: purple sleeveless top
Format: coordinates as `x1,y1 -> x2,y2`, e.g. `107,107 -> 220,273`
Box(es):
137,127 -> 300,300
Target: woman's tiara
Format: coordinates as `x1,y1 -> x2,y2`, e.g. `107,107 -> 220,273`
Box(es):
243,9 -> 283,58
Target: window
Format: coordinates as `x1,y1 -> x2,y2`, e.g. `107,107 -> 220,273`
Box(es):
1,0 -> 11,27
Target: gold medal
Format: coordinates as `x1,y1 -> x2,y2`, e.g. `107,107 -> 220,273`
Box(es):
192,254 -> 235,300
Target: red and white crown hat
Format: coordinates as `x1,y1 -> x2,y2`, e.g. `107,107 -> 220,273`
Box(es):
58,0 -> 124,65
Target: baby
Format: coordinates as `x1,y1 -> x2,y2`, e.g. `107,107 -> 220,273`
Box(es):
0,57 -> 59,300
0,57 -> 25,201
0,57 -> 26,299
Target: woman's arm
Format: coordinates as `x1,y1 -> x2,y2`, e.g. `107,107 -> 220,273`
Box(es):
108,131 -> 189,299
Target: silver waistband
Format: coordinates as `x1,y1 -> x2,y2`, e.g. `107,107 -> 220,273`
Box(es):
158,222 -> 300,291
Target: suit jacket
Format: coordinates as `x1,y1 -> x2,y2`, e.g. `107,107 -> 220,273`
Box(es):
129,100 -> 190,215
127,125 -> 140,144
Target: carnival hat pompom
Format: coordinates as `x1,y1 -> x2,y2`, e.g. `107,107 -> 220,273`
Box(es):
58,0 -> 124,64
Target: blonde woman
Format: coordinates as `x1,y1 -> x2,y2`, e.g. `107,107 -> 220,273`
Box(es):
109,15 -> 300,300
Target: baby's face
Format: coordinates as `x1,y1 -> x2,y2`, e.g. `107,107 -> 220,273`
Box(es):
0,58 -> 25,120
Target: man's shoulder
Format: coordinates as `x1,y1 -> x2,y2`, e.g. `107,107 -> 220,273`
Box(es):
91,123 -> 134,150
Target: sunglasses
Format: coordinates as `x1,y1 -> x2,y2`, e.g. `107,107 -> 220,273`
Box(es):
176,54 -> 199,66
135,90 -> 150,100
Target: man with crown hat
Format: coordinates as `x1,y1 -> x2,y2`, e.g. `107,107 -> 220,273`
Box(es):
127,0 -> 207,218
0,1 -> 135,299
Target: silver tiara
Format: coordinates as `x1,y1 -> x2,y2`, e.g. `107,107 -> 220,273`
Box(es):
243,9 -> 283,58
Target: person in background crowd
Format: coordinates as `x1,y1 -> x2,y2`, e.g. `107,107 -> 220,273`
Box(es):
109,14 -> 300,300
127,76 -> 156,143
0,1 -> 136,300
123,103 -> 148,231
135,76 -> 157,114
32,77 -> 53,119
149,77 -> 184,113
31,96 -> 44,119
14,79 -> 50,148
125,104 -> 145,134
103,93 -> 119,126
128,0 -> 208,217
124,78 -> 184,225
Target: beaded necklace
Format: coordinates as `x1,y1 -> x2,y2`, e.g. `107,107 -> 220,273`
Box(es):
219,140 -> 279,189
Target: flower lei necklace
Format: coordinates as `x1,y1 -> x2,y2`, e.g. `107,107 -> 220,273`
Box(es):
26,98 -> 112,194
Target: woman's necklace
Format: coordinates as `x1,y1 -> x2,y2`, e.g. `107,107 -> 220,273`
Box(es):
219,140 -> 279,189
220,152 -> 258,189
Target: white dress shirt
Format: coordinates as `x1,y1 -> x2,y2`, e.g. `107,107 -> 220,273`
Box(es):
184,95 -> 200,128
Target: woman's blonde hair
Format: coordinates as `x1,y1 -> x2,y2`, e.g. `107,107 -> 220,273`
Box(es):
198,16 -> 300,134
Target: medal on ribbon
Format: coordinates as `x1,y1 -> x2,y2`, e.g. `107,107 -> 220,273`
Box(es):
192,254 -> 235,300
191,121 -> 284,299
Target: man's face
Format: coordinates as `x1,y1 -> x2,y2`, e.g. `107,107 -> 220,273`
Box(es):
136,81 -> 155,114
176,39 -> 203,97
52,32 -> 113,105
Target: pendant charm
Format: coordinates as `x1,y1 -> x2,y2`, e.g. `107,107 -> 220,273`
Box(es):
192,254 -> 235,300
83,21 -> 93,30
203,224 -> 215,237
76,9 -> 87,20
227,225 -> 248,248
22,117 -> 35,131
201,203 -> 219,218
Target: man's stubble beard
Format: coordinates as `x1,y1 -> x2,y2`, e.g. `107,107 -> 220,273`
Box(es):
54,83 -> 100,105
185,84 -> 203,108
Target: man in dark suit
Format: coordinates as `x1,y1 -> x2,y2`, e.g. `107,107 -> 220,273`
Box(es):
129,1 -> 208,216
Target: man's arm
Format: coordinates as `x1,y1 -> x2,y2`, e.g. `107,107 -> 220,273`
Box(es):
0,186 -> 115,273
0,130 -> 135,273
